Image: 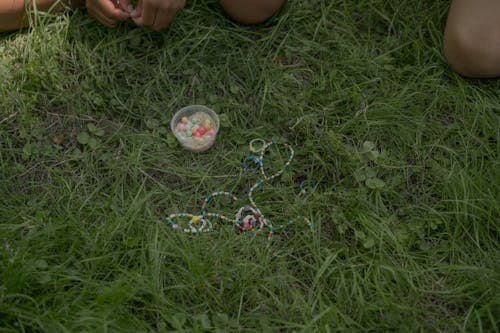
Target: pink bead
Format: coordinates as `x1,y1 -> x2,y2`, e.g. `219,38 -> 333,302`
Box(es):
207,129 -> 216,136
176,123 -> 186,132
194,132 -> 201,137
203,120 -> 213,130
198,127 -> 206,135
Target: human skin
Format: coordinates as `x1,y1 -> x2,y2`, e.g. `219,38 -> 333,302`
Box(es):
218,0 -> 285,25
444,0 -> 500,78
0,0 -> 63,31
0,0 -> 129,30
0,0 -> 286,32
130,0 -> 285,30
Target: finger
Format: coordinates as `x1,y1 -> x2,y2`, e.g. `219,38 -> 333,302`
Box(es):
90,9 -> 118,27
152,9 -> 176,31
98,0 -> 130,21
133,0 -> 155,26
131,0 -> 142,18
116,0 -> 133,13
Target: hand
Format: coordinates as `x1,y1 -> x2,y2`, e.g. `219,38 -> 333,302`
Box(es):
131,0 -> 185,31
86,0 -> 133,28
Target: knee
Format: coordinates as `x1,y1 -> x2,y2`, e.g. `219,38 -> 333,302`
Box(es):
219,0 -> 285,25
444,23 -> 500,78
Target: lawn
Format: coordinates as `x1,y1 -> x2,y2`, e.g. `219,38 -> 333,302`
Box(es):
0,0 -> 499,331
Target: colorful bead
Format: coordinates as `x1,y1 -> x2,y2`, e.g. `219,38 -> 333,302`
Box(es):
203,120 -> 212,130
175,112 -> 218,148
166,141 -> 311,241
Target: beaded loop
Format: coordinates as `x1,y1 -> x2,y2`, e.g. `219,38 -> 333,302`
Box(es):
167,140 -> 312,239
299,180 -> 317,194
249,139 -> 266,153
235,205 -> 264,231
242,155 -> 260,171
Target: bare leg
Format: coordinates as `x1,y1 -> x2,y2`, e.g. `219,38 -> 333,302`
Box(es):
0,0 -> 67,32
444,0 -> 500,78
218,0 -> 285,25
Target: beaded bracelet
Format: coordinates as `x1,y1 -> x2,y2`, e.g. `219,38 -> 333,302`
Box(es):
299,180 -> 318,194
249,138 -> 266,153
166,140 -> 313,239
242,155 -> 260,172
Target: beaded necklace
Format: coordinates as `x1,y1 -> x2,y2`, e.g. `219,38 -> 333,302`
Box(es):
167,140 -> 313,239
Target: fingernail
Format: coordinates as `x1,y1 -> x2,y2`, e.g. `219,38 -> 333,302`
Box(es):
127,5 -> 133,12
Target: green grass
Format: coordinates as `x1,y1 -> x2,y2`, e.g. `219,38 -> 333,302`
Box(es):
1,0 -> 499,331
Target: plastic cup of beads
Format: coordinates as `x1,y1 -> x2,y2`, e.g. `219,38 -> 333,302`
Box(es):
171,105 -> 220,153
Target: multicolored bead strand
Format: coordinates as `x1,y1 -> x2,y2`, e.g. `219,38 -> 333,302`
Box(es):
166,140 -> 312,239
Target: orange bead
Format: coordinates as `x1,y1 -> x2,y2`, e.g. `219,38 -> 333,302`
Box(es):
203,120 -> 213,130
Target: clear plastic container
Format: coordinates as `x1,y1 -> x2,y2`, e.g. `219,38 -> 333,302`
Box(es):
170,105 -> 220,153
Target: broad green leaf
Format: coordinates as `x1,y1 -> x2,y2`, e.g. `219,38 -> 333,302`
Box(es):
22,143 -> 33,157
35,259 -> 48,270
87,123 -> 98,132
166,133 -> 178,148
88,137 -> 100,150
77,131 -> 90,145
363,238 -> 375,248
354,169 -> 366,182
355,230 -> 366,240
213,313 -> 229,326
361,141 -> 375,152
72,148 -> 83,158
87,123 -> 104,136
365,178 -> 385,189
219,113 -> 230,128
365,167 -> 376,179
146,118 -> 159,129
229,84 -> 240,94
166,313 -> 186,329
194,313 -> 211,329
338,224 -> 348,235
